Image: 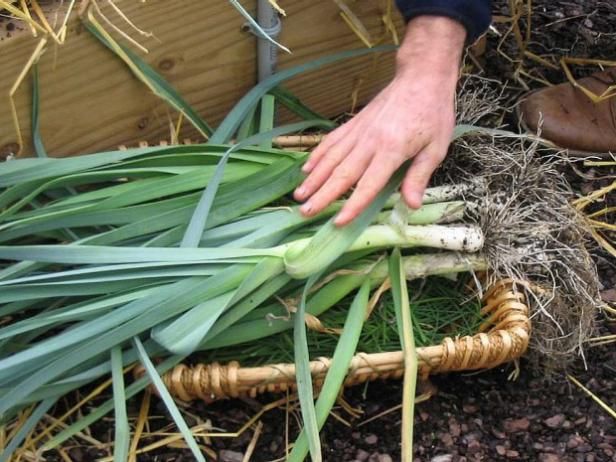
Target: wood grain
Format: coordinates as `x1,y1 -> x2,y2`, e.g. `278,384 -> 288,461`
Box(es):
0,0 -> 403,157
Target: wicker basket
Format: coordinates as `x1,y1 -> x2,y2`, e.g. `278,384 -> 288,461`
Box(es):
156,279 -> 531,403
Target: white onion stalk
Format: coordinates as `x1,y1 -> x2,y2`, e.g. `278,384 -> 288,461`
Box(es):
283,224 -> 484,279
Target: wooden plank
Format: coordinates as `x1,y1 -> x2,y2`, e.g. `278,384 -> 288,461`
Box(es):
0,1 -> 403,158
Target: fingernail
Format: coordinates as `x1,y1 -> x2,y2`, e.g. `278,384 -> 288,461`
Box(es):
334,212 -> 347,226
295,186 -> 306,198
410,193 -> 423,209
300,202 -> 312,215
302,162 -> 313,173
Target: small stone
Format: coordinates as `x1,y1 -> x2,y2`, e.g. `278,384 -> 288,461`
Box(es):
545,414 -> 566,429
356,449 -> 370,462
583,18 -> 594,28
364,434 -> 378,445
352,432 -> 361,440
567,435 -> 584,449
574,417 -> 587,426
503,418 -> 530,433
576,444 -> 593,453
420,411 -> 430,422
219,450 -> 244,462
378,455 -> 393,462
449,421 -> 461,437
68,448 -> 84,462
506,450 -> 520,458
601,289 -> 616,303
463,404 -> 478,414
539,454 -> 561,462
440,432 -> 454,446
431,456 -> 453,462
492,428 -> 507,439
496,445 -> 507,456
333,439 -> 346,450
467,440 -> 482,454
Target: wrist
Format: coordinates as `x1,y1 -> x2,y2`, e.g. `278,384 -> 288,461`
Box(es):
395,16 -> 466,85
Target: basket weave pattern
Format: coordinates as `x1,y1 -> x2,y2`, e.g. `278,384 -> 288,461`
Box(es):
157,279 -> 530,402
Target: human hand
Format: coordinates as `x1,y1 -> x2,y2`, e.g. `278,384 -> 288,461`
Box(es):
293,16 -> 467,226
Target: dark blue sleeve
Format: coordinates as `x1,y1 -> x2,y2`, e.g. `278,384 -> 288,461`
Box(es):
395,0 -> 492,43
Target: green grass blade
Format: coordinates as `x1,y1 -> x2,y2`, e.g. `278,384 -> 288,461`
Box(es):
0,261 -> 221,286
151,292 -> 235,355
153,258 -> 283,354
289,280 -> 370,461
0,147 -> 168,187
268,86 -> 328,122
389,248 -> 418,462
236,104 -> 259,141
259,95 -> 276,148
31,64 -> 47,158
132,337 -> 206,461
0,279 -> 168,304
210,45 -> 396,144
0,288 -> 156,341
180,149 -> 237,247
181,121 -> 329,247
200,272 -> 291,345
82,158 -> 304,247
0,245 -> 277,264
228,0 -> 290,53
202,269 -> 368,349
294,273 -> 324,462
111,346 -> 129,462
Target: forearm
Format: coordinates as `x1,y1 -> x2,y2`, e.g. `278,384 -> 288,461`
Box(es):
395,16 -> 466,95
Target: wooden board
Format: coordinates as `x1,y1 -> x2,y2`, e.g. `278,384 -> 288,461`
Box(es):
0,0 -> 403,158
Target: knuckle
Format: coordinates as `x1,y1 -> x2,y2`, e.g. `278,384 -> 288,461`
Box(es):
332,164 -> 356,181
322,149 -> 345,166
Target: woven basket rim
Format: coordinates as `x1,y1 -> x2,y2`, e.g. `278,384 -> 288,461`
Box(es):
147,278 -> 531,402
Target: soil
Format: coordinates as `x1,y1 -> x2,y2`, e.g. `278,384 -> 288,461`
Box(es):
10,0 -> 616,461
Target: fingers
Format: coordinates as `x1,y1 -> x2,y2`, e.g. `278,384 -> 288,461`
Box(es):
299,147 -> 373,217
301,124 -> 348,173
294,135 -> 357,203
334,152 -> 407,226
401,144 -> 447,209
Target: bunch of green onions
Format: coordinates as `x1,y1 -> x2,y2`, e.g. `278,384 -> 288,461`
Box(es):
0,41 -> 495,461
0,138 -> 488,460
